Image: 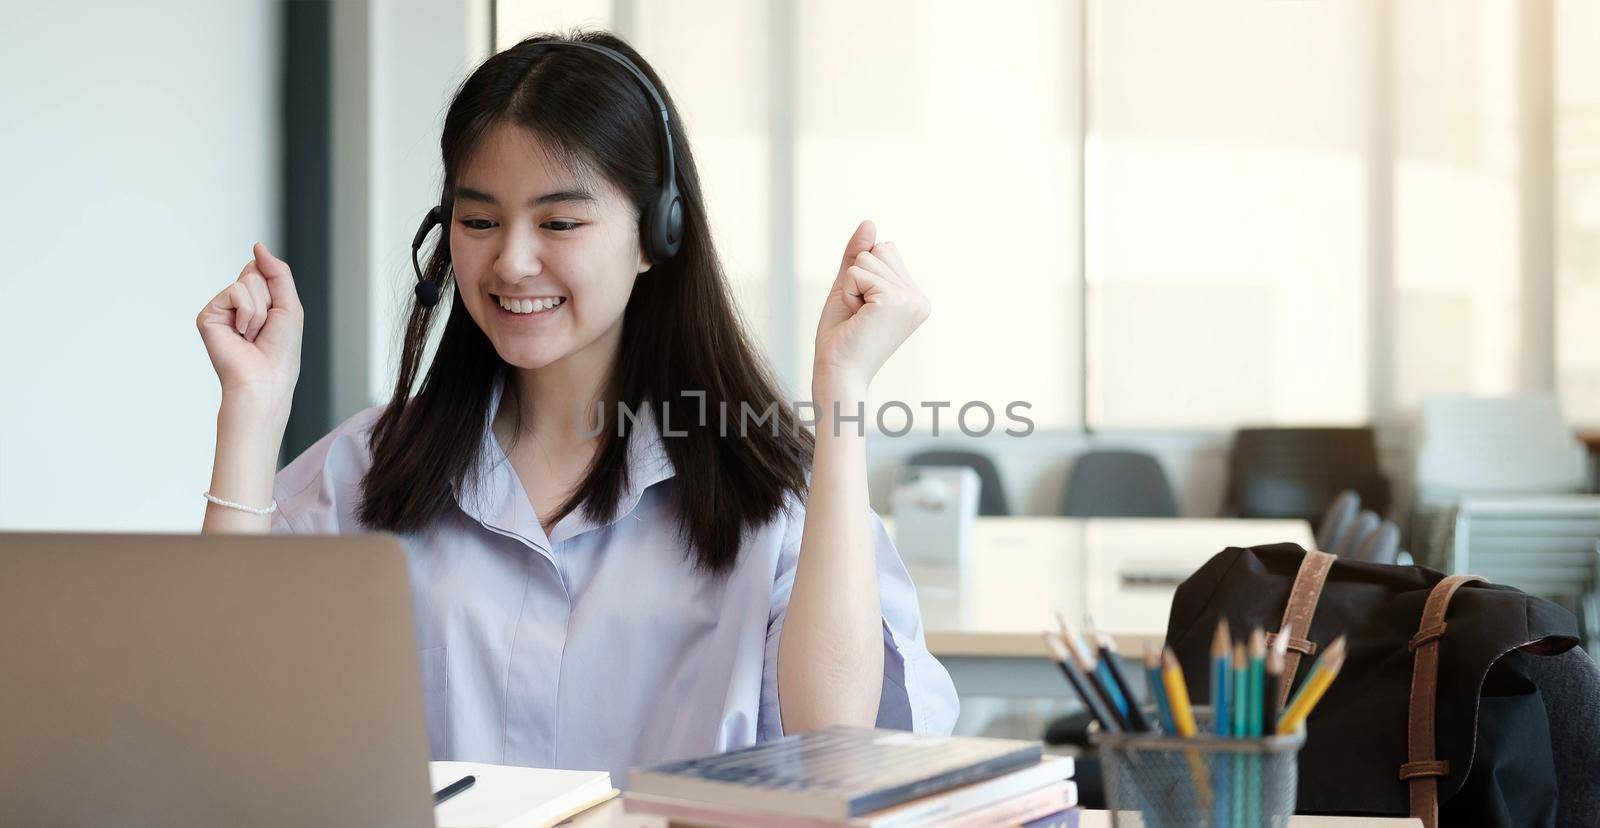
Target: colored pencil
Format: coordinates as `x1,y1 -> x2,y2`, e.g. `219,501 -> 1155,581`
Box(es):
1043,632 -> 1120,733
1246,630 -> 1266,828
1264,624 -> 1291,730
1160,648 -> 1198,737
1057,614 -> 1130,732
1144,642 -> 1175,733
1157,646 -> 1212,813
1277,635 -> 1347,734
1096,631 -> 1154,732
1230,643 -> 1247,828
1231,642 -> 1248,738
1083,616 -> 1131,721
1246,628 -> 1265,739
1212,619 -> 1232,736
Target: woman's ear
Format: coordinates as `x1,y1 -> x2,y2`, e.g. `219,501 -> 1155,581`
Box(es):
638,253 -> 653,274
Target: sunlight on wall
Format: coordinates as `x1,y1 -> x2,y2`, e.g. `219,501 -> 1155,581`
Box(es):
1392,0 -> 1523,410
1556,0 -> 1600,424
1085,0 -> 1368,428
793,0 -> 1081,429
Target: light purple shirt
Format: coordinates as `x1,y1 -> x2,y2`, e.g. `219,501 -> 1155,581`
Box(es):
269,376 -> 958,783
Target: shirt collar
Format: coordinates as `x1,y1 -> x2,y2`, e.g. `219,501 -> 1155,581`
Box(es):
451,373 -> 677,549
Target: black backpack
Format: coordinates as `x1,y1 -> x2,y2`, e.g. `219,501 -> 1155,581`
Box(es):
1165,543 -> 1580,827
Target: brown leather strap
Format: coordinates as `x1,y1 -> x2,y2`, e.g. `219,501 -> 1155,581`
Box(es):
1403,575 -> 1485,828
1264,631 -> 1317,658
1273,550 -> 1336,709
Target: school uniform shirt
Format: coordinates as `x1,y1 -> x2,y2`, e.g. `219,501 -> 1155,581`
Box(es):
269,376 -> 959,783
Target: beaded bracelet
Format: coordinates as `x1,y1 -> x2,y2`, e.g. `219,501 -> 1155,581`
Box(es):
203,491 -> 278,515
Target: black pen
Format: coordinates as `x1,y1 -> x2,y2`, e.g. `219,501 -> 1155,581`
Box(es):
433,774 -> 476,805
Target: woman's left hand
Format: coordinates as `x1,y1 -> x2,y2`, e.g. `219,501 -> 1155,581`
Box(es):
812,220 -> 931,397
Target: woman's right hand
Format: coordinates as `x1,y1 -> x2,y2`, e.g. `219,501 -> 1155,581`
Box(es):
196,242 -> 304,406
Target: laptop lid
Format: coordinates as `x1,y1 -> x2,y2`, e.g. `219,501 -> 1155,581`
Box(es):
0,532 -> 435,827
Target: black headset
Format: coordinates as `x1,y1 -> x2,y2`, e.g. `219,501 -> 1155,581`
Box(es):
411,40 -> 684,308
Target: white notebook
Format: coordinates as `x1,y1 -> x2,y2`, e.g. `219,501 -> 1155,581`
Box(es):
429,761 -> 617,828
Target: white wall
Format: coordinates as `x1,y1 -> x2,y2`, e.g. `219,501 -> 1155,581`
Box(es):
0,1 -> 280,530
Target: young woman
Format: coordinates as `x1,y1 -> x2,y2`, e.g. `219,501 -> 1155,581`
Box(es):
195,31 -> 956,780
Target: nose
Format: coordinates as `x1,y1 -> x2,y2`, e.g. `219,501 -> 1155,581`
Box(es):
492,221 -> 543,285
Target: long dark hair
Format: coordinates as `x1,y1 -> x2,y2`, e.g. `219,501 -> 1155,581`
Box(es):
356,31 -> 814,575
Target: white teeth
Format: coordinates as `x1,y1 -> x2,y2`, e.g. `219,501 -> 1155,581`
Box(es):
496,295 -> 565,314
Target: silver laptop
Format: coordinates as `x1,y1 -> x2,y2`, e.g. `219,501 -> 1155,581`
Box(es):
0,532 -> 437,827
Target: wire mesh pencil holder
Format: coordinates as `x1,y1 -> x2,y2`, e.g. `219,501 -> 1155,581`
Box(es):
1089,708 -> 1305,828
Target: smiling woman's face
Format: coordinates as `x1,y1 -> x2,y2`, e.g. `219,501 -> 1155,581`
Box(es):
449,121 -> 651,372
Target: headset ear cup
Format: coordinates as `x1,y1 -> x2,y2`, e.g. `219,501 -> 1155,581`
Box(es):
646,182 -> 683,262
665,194 -> 684,251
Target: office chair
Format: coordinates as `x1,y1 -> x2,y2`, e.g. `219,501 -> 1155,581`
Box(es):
1315,490 -> 1360,552
1329,509 -> 1380,558
1350,520 -> 1401,565
1224,428 -> 1390,529
1060,450 -> 1179,518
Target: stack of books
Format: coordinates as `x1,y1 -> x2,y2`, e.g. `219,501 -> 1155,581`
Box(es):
622,727 -> 1077,827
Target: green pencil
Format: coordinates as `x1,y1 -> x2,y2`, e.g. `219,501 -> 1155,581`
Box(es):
1230,641 -> 1247,828
1247,629 -> 1265,828
1247,628 -> 1265,738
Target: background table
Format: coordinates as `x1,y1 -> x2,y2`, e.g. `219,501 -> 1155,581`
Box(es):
888,517 -> 1316,698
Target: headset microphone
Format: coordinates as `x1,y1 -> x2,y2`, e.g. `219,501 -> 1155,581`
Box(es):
409,40 -> 684,310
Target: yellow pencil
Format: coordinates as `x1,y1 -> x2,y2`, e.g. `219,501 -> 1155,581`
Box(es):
1276,636 -> 1346,734
1161,647 -> 1213,811
1279,635 -> 1345,718
1160,648 -> 1198,737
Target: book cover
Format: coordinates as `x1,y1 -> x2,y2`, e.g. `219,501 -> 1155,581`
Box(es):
627,726 -> 1044,820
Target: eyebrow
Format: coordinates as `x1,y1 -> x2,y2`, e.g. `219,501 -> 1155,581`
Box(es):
455,185 -> 597,207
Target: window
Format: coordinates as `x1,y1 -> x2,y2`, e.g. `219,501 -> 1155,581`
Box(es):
1557,0 -> 1600,425
1084,0 -> 1368,428
1392,0 -> 1525,411
792,0 -> 1080,428
495,0 -> 1583,432
497,0 -> 1082,430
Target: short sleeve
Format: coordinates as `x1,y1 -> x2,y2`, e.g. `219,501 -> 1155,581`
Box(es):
270,404 -> 387,535
757,504 -> 960,740
269,505 -> 297,534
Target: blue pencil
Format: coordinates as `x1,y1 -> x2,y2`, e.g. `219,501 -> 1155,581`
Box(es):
1212,619 -> 1232,736
1143,642 -> 1175,733
1056,612 -> 1130,731
1096,659 -> 1132,720
1082,616 -> 1132,721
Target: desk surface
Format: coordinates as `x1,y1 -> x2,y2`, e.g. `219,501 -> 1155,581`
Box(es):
573,798 -> 1421,826
892,517 -> 1315,658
